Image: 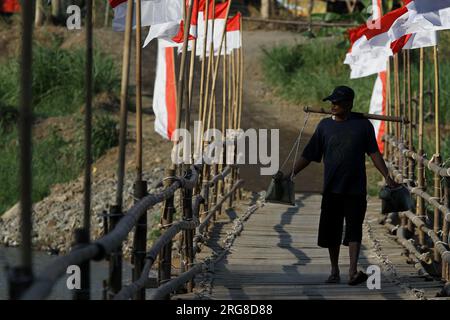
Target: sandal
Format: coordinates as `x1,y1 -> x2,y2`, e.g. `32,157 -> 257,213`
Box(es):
325,274 -> 341,284
348,271 -> 368,286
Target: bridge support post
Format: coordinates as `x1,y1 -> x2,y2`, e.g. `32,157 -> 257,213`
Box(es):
159,168 -> 176,298
443,178 -> 450,281
72,228 -> 90,300
108,205 -> 123,299
182,168 -> 195,291
8,267 -> 33,300
132,180 -> 148,300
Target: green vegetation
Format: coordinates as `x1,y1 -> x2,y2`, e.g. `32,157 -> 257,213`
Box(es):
0,43 -> 120,214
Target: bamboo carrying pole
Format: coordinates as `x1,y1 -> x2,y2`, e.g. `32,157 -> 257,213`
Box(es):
303,107 -> 407,123
417,47 -> 425,246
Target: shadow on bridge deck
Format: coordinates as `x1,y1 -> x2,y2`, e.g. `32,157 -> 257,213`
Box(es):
181,193 -> 444,300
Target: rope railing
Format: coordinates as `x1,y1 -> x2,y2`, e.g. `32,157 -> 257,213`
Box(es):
384,135 -> 450,178
148,200 -> 261,300
21,167 -> 199,300
385,161 -> 450,266
113,178 -> 245,300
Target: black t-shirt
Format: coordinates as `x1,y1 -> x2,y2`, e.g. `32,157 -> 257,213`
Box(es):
302,113 -> 379,195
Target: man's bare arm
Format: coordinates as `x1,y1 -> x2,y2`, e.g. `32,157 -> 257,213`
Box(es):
369,151 -> 398,187
284,156 -> 311,179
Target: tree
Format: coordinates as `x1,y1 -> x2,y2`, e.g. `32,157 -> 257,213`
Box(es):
35,0 -> 45,26
261,0 -> 270,19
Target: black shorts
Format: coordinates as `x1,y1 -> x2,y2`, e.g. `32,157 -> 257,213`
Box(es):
318,193 -> 367,248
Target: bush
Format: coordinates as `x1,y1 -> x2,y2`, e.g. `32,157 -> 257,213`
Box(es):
74,115 -> 119,166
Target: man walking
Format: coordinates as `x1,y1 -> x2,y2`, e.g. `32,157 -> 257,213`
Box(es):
286,86 -> 397,285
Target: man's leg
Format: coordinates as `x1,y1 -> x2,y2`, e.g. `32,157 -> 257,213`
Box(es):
344,195 -> 368,285
348,241 -> 361,278
319,193 -> 344,282
328,245 -> 341,277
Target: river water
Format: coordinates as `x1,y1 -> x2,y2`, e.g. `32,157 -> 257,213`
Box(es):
0,247 -> 134,300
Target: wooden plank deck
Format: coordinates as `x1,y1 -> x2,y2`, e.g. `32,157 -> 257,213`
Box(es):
177,193 -> 445,300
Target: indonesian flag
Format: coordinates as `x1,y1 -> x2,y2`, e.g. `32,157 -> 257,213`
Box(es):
143,0 -> 198,48
109,0 -> 183,32
345,3 -> 436,79
0,0 -> 20,13
393,0 -> 450,35
214,12 -> 242,56
153,39 -> 177,140
196,0 -> 229,56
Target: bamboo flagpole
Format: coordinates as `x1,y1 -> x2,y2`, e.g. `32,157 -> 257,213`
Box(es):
175,0 -> 195,136
207,1 -> 232,132
433,44 -> 442,263
197,0 -> 212,162
115,0 -> 133,210
417,47 -> 425,246
237,14 -> 244,130
202,1 -> 216,134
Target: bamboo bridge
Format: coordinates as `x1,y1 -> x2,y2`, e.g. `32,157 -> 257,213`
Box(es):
4,1 -> 450,301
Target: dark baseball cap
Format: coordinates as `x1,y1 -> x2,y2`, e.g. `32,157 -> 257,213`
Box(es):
323,86 -> 355,103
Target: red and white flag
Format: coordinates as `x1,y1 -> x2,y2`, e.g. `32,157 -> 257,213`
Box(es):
109,0 -> 183,32
196,0 -> 229,56
143,0 -> 199,48
153,39 -> 178,140
391,0 -> 450,36
345,3 -> 437,79
214,12 -> 242,56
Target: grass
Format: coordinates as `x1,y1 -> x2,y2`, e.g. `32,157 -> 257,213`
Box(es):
0,43 -> 120,214
261,31 -> 450,120
0,43 -> 119,118
261,32 -> 450,196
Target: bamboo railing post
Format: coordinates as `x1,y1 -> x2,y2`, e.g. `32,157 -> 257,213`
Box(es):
394,54 -> 406,227
433,45 -> 442,263
159,169 -> 176,292
402,50 -> 408,179
417,47 -> 425,246
109,0 -> 134,298
79,0 -> 94,300
131,0 -> 148,300
9,0 -> 34,300
444,178 -> 450,281
406,49 -> 415,233
182,169 -> 194,291
385,59 -> 391,162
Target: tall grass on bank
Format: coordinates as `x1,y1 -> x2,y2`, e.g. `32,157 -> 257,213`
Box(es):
0,44 -> 120,214
261,33 -> 450,121
0,43 -> 119,118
